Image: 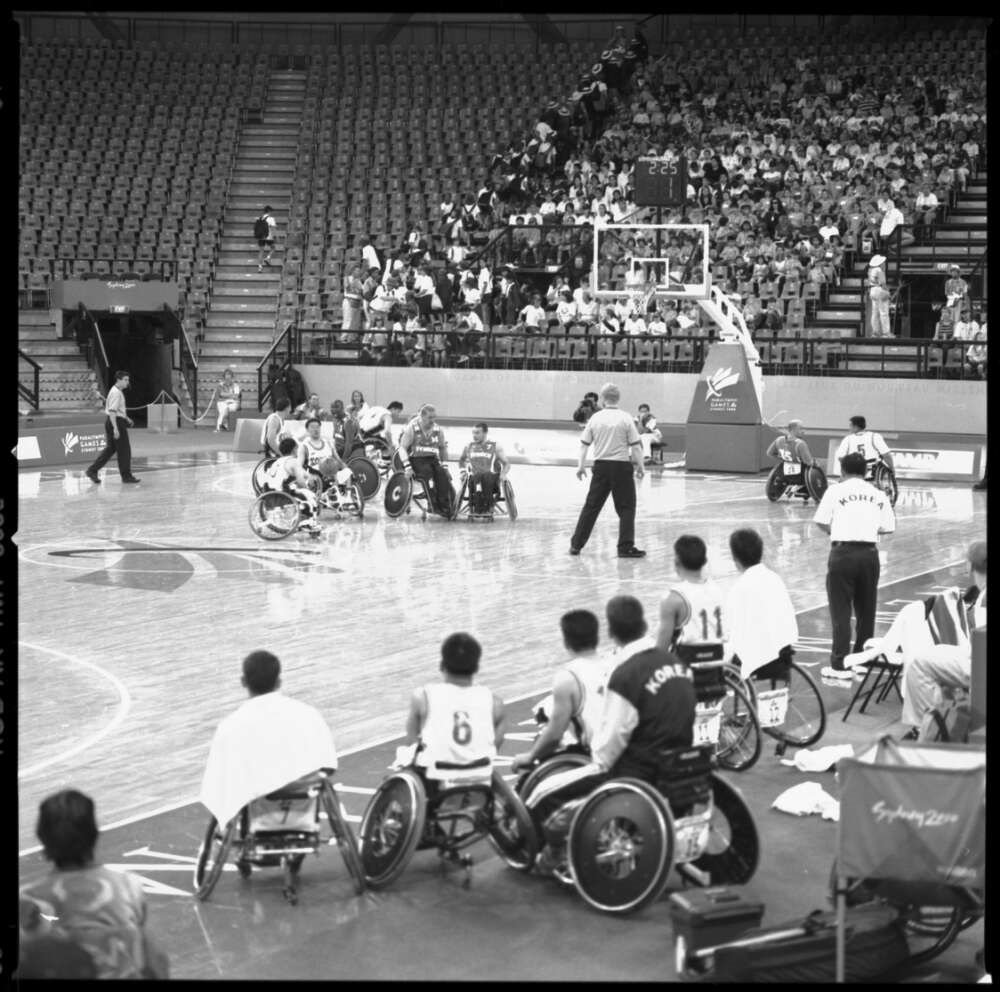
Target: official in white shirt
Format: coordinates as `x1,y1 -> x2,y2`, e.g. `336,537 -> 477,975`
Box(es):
85,369 -> 140,485
813,452 -> 896,681
570,383 -> 646,558
724,528 -> 799,679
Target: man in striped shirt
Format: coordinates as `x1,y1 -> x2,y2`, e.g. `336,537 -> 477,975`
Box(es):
85,370 -> 141,484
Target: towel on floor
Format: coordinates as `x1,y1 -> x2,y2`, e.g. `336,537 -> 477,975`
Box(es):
199,692 -> 338,826
779,744 -> 855,772
771,781 -> 840,821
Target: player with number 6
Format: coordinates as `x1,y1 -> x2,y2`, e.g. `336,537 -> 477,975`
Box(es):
404,632 -> 507,787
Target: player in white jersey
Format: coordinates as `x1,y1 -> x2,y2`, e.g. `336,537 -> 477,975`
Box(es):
355,400 -> 404,455
262,437 -> 321,533
298,417 -> 349,491
260,398 -> 292,456
834,414 -> 895,473
656,534 -> 726,662
511,610 -> 609,772
406,633 -> 506,786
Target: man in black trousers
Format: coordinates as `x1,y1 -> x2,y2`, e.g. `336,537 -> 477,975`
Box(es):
570,382 -> 645,558
85,370 -> 141,484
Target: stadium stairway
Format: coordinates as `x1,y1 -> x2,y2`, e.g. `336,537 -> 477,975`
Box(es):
198,69 -> 305,415
18,309 -> 103,413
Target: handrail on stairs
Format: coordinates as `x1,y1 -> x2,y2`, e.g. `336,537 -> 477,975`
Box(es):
257,321 -> 298,411
18,348 -> 42,410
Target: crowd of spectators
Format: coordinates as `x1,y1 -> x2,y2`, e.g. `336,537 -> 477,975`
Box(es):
333,22 -> 984,364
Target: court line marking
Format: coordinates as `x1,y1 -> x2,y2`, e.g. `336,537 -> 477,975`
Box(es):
18,560 -> 963,859
18,641 -> 133,781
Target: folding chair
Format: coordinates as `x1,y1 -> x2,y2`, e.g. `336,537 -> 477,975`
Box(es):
841,655 -> 903,722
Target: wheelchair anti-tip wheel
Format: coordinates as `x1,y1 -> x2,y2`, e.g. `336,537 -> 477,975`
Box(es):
319,781 -> 366,895
567,778 -> 675,914
358,770 -> 427,888
688,773 -> 760,886
249,491 -> 302,540
194,816 -> 237,900
502,479 -> 518,520
872,462 -> 899,507
251,456 -> 277,495
804,464 -> 828,502
486,770 -> 540,871
765,464 -> 787,502
383,471 -> 414,518
347,455 -> 381,500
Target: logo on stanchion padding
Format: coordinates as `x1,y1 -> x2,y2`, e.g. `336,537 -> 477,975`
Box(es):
705,367 -> 740,399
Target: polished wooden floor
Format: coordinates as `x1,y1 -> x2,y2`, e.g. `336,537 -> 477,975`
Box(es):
18,453 -> 985,851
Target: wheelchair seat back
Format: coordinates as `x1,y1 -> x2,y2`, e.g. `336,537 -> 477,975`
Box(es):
649,744 -> 716,813
687,658 -> 729,702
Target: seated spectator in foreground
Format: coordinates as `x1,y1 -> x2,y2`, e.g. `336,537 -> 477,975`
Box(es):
20,790 -> 170,979
200,650 -> 339,830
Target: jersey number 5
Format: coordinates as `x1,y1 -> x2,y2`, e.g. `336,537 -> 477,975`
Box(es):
452,711 -> 472,745
699,607 -> 723,640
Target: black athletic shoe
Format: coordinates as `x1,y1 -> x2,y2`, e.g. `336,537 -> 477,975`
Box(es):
122,477 -> 142,484
618,547 -> 646,558
85,469 -> 100,484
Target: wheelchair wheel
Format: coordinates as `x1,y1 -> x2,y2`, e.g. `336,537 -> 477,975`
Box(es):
715,683 -> 761,772
765,464 -> 786,502
872,462 -> 899,507
517,751 -> 591,802
764,660 -> 826,750
383,471 -> 413,518
358,770 -> 426,888
194,816 -> 237,900
320,782 -> 366,895
567,778 -> 674,914
251,456 -> 276,495
249,491 -> 301,540
804,464 -> 828,502
347,456 -> 380,500
502,479 -> 518,521
689,773 -> 759,886
487,770 -> 540,871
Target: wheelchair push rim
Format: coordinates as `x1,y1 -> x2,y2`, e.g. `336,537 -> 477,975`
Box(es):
194,816 -> 237,900
689,773 -> 760,886
251,456 -> 276,496
320,781 -> 366,895
516,751 -> 592,803
358,771 -> 426,888
486,770 -> 540,871
249,491 -> 301,540
757,659 -> 827,749
567,778 -> 674,914
383,471 -> 413,518
715,682 -> 762,772
872,462 -> 899,507
765,464 -> 786,502
502,479 -> 518,521
804,464 -> 828,502
347,456 -> 381,500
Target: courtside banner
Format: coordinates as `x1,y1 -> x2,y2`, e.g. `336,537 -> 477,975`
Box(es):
16,422 -> 110,466
825,440 -> 982,482
686,343 -> 763,425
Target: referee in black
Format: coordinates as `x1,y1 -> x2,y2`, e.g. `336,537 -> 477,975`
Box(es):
570,382 -> 645,558
812,451 -> 895,682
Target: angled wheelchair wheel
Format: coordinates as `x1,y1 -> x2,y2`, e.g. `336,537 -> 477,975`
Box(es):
320,782 -> 365,895
446,481 -> 461,520
249,491 -> 301,540
194,816 -> 237,900
487,770 -> 540,871
689,773 -> 759,886
347,456 -> 380,500
804,464 -> 828,502
872,462 -> 899,507
567,778 -> 674,914
251,456 -> 276,495
358,770 -> 427,888
383,471 -> 413,518
765,464 -> 786,502
765,660 -> 826,749
715,683 -> 762,772
517,751 -> 591,802
502,479 -> 518,520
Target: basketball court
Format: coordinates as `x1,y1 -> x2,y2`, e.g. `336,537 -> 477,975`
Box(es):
17,433 -> 985,980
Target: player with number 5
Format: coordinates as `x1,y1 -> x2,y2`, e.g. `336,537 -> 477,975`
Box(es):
655,535 -> 726,663
405,632 -> 507,786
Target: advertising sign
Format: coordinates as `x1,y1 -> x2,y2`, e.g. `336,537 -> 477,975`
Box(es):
17,421 -> 110,466
686,343 -> 763,425
825,441 -> 981,482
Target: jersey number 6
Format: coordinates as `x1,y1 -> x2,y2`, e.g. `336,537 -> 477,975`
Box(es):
452,711 -> 472,745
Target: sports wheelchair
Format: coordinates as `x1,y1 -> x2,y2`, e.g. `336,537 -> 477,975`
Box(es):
306,461 -> 366,519
345,431 -> 393,500
452,472 -> 518,522
194,769 -> 365,905
251,454 -> 277,495
513,744 -> 759,914
866,457 -> 899,507
358,763 -> 538,890
248,489 -> 319,540
765,456 -> 828,504
383,451 -> 460,520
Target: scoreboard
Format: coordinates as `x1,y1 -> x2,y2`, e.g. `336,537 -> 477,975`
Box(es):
634,156 -> 687,207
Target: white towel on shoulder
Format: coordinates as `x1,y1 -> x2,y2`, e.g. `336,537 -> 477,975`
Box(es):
199,692 -> 338,826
